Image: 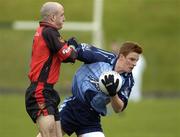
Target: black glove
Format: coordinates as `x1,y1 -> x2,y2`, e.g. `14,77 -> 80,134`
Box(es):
67,37 -> 79,49
101,74 -> 119,97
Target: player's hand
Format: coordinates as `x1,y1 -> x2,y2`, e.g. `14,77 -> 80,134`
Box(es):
67,37 -> 79,49
101,74 -> 119,97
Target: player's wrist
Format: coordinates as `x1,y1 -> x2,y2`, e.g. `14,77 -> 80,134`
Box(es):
108,90 -> 117,97
67,37 -> 79,48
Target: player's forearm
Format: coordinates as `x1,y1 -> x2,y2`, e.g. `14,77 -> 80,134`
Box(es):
110,95 -> 124,113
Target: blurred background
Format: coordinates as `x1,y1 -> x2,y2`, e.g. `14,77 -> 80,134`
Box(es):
0,0 -> 179,137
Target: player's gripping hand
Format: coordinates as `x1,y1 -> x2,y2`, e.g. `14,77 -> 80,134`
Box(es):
101,74 -> 119,97
67,37 -> 79,49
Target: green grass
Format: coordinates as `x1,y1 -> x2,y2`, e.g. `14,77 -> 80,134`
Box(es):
0,94 -> 179,137
0,0 -> 93,22
0,0 -> 180,93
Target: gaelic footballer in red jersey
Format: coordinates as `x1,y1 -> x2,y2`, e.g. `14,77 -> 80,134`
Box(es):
25,2 -> 77,137
28,22 -> 77,84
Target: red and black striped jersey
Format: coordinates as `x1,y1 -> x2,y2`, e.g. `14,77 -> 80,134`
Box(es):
28,22 -> 76,84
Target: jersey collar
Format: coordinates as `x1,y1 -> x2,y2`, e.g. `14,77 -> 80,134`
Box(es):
39,21 -> 58,30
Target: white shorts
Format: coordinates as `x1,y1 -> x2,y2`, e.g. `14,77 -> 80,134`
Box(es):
78,131 -> 105,137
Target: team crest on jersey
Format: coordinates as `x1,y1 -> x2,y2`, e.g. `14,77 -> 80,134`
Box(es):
62,47 -> 71,54
80,43 -> 91,51
88,75 -> 101,91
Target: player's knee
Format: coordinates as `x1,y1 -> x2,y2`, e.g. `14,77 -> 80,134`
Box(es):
47,121 -> 56,135
37,115 -> 57,136
39,121 -> 57,137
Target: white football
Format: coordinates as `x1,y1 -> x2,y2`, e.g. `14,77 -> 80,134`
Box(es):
98,70 -> 122,94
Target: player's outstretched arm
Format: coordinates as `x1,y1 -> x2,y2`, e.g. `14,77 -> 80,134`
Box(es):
67,37 -> 116,64
76,43 -> 116,64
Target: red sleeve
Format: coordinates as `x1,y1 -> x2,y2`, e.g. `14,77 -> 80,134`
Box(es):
57,43 -> 77,62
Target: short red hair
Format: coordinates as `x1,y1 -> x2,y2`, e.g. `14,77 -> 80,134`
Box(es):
119,41 -> 142,57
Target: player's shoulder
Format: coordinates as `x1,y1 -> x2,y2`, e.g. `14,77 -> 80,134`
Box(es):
91,62 -> 113,71
123,72 -> 134,87
42,26 -> 60,37
121,72 -> 134,83
121,72 -> 133,78
96,61 -> 111,66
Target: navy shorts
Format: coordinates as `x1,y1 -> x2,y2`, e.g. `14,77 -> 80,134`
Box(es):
25,82 -> 60,123
59,97 -> 103,136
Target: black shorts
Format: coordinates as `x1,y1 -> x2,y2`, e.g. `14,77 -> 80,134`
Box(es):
25,82 -> 60,123
59,97 -> 103,136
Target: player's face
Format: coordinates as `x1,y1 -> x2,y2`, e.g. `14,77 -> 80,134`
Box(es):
116,52 -> 139,73
54,7 -> 65,29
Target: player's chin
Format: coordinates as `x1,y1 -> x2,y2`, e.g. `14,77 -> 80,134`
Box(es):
128,67 -> 133,72
58,23 -> 64,29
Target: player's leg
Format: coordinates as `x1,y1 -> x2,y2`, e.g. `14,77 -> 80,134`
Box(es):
36,115 -> 61,137
36,120 -> 64,137
56,120 -> 66,137
78,132 -> 105,137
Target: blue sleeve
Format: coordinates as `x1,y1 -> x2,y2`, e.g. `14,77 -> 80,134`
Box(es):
84,90 -> 110,116
76,43 -> 116,64
118,73 -> 134,111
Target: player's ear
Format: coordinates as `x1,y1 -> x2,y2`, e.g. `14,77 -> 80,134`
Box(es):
118,54 -> 124,59
50,14 -> 56,22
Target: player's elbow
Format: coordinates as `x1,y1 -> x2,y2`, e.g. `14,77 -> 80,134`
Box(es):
113,103 -> 124,113
114,107 -> 123,113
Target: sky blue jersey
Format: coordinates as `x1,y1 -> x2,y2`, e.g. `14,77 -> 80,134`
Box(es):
70,44 -> 134,115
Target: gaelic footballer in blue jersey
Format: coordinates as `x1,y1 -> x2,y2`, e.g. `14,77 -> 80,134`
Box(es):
37,41 -> 143,137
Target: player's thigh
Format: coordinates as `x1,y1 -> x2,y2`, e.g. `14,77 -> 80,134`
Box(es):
56,121 -> 63,137
37,115 -> 56,132
78,132 -> 105,137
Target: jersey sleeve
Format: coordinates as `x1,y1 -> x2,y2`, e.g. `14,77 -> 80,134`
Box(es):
84,90 -> 110,116
42,27 -> 77,62
57,44 -> 77,63
76,43 -> 116,64
118,73 -> 134,111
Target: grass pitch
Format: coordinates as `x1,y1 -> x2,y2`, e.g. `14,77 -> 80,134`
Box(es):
0,94 -> 179,137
